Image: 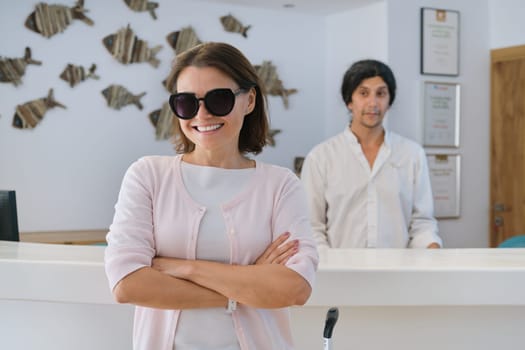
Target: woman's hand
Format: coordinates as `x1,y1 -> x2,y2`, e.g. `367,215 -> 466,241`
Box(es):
152,231 -> 299,277
255,231 -> 299,265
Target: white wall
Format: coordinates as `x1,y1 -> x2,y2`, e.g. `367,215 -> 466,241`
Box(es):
321,0 -> 494,247
324,2 -> 388,138
385,0 -> 491,248
0,0 -> 325,232
488,0 -> 525,48
2,0 -> 524,247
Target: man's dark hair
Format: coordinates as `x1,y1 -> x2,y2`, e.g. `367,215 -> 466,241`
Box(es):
341,59 -> 396,106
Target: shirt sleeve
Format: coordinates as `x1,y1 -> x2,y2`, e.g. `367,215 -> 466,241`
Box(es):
272,170 -> 319,288
104,158 -> 156,291
407,148 -> 443,248
300,151 -> 331,250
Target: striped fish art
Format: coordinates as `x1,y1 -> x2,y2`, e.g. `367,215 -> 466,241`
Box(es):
267,129 -> 281,147
123,0 -> 159,20
294,156 -> 305,177
60,63 -> 99,87
254,61 -> 298,109
102,24 -> 162,68
101,84 -> 145,110
148,102 -> 175,140
220,14 -> 251,38
12,89 -> 66,129
0,47 -> 42,86
25,0 -> 94,38
166,26 -> 202,56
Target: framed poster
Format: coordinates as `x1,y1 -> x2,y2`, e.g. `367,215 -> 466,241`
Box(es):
427,153 -> 461,218
420,7 -> 460,76
422,81 -> 460,147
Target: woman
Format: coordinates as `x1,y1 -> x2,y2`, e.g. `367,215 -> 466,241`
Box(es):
104,42 -> 319,350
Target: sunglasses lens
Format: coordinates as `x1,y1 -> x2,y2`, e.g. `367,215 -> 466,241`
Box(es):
169,88 -> 240,119
170,93 -> 198,119
205,89 -> 235,116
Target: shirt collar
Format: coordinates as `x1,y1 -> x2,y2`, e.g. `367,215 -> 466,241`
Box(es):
344,125 -> 392,150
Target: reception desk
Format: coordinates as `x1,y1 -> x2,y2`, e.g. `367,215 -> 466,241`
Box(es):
1,241 -> 524,350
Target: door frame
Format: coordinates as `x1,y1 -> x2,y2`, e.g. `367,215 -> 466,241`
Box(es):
490,44 -> 525,247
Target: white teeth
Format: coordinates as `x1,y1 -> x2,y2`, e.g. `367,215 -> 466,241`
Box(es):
196,124 -> 221,132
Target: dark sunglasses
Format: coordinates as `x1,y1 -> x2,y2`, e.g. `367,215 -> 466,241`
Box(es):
169,88 -> 248,120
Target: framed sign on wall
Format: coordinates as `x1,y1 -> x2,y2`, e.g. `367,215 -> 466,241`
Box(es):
422,81 -> 460,147
427,153 -> 461,219
420,7 -> 460,76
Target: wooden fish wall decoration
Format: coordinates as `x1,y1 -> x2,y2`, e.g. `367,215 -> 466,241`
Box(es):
294,156 -> 305,177
101,84 -> 146,110
12,89 -> 66,129
123,0 -> 159,20
25,0 -> 94,38
166,26 -> 202,55
267,128 -> 281,147
60,63 -> 99,87
149,102 -> 174,140
162,67 -> 182,93
220,14 -> 251,38
0,47 -> 42,86
102,24 -> 162,68
255,61 -> 298,109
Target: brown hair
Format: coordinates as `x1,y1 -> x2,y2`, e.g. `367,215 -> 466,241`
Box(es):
166,42 -> 269,155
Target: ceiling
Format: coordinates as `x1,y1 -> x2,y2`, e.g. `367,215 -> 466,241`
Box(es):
194,0 -> 381,15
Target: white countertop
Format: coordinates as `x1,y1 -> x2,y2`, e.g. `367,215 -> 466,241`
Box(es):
2,241 -> 525,306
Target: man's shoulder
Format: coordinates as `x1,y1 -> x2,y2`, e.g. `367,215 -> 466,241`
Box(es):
388,131 -> 424,152
308,131 -> 348,156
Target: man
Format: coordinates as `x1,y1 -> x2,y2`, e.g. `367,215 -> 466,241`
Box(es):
301,59 -> 442,249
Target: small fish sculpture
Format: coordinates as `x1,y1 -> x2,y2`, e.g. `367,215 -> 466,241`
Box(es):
255,61 -> 298,109
101,84 -> 146,110
12,89 -> 66,129
123,0 -> 159,20
60,63 -> 99,87
0,47 -> 42,86
267,129 -> 281,147
163,69 -> 179,93
25,0 -> 94,38
102,24 -> 162,68
220,14 -> 251,38
149,102 -> 175,140
166,26 -> 202,55
294,156 -> 305,177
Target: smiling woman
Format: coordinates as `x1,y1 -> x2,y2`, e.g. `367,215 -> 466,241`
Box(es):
104,42 -> 318,350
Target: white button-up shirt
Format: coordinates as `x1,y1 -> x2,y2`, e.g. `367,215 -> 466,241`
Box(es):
301,127 -> 442,249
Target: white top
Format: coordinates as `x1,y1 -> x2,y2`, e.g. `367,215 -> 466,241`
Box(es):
104,155 -> 319,350
175,162 -> 253,350
301,127 -> 442,249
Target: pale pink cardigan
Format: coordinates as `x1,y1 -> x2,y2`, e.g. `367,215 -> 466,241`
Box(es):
105,155 -> 319,350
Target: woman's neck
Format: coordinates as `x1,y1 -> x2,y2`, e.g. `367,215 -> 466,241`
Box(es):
182,151 -> 254,169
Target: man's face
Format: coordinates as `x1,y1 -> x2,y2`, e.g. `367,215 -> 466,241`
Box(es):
347,76 -> 390,130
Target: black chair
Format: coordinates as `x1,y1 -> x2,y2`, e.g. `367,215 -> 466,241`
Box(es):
0,190 -> 20,241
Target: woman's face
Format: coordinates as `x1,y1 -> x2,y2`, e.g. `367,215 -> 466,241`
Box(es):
175,66 -> 255,154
